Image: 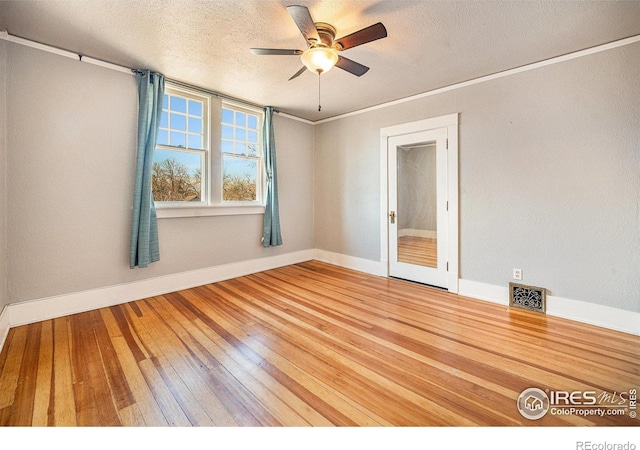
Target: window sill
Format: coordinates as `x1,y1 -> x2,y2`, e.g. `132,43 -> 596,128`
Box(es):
156,205 -> 265,219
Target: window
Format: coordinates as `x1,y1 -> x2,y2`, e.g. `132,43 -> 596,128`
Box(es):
152,84 -> 264,217
153,88 -> 207,203
221,105 -> 261,202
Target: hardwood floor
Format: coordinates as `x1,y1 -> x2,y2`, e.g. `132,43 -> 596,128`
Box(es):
398,235 -> 437,267
0,261 -> 638,427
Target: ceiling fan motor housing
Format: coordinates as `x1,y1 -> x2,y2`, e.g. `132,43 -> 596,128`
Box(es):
313,22 -> 337,48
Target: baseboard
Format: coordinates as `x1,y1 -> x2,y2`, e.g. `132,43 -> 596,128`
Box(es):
2,250 -> 637,358
7,249 -> 315,329
458,279 -> 508,304
313,249 -> 387,277
459,279 -> 639,336
398,228 -> 437,239
0,306 -> 9,356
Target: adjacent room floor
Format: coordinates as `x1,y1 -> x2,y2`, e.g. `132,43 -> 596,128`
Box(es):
398,235 -> 437,267
0,261 -> 638,426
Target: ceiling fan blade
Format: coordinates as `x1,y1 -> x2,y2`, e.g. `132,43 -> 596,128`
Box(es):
250,48 -> 303,56
286,5 -> 320,44
288,66 -> 307,81
334,22 -> 387,50
335,56 -> 369,77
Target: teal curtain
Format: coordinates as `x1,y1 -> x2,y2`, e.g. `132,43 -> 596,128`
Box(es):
130,70 -> 165,268
262,107 -> 283,247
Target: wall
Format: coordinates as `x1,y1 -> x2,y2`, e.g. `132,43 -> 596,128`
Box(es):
3,35 -> 639,322
5,42 -> 314,304
314,42 -> 640,313
0,40 -> 7,311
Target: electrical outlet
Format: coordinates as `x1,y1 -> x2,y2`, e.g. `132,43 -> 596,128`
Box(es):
513,268 -> 523,280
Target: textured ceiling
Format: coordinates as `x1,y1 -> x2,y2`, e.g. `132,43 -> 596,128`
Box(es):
1,0 -> 640,121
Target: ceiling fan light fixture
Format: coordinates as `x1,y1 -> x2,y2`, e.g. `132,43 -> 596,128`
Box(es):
301,47 -> 339,74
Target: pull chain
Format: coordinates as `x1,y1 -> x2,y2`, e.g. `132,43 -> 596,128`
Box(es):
317,69 -> 322,112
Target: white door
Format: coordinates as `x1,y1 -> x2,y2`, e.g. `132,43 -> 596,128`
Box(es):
388,128 -> 448,288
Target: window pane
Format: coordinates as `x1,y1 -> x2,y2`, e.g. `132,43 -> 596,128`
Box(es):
155,86 -> 210,204
170,96 -> 186,113
222,125 -> 233,139
235,128 -> 246,141
223,157 -> 257,201
235,111 -> 246,127
157,129 -> 168,146
170,113 -> 186,131
221,140 -> 234,154
188,134 -> 202,149
188,100 -> 202,117
188,117 -> 202,133
220,105 -> 262,204
153,149 -> 202,202
222,108 -> 234,124
170,131 -> 186,147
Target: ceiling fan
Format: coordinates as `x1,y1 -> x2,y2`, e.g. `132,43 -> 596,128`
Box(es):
250,5 -> 387,110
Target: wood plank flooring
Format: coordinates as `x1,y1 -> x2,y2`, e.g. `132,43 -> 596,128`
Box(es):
0,260 -> 638,426
398,236 -> 437,267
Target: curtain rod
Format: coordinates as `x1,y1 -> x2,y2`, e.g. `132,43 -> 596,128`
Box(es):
157,77 -> 274,113
1,30 -> 278,114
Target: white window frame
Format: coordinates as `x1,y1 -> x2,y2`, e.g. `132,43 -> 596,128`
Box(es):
221,101 -> 264,207
154,86 -> 209,208
155,83 -> 265,219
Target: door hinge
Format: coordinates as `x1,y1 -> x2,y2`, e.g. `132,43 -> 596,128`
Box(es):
446,262 -> 449,271
446,201 -> 449,211
446,138 -> 449,149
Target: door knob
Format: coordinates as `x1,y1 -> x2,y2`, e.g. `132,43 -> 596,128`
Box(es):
389,211 -> 396,224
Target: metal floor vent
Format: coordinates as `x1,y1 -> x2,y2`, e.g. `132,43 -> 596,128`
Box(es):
509,282 -> 546,313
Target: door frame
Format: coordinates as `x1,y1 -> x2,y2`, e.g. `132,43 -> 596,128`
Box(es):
380,114 -> 459,293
